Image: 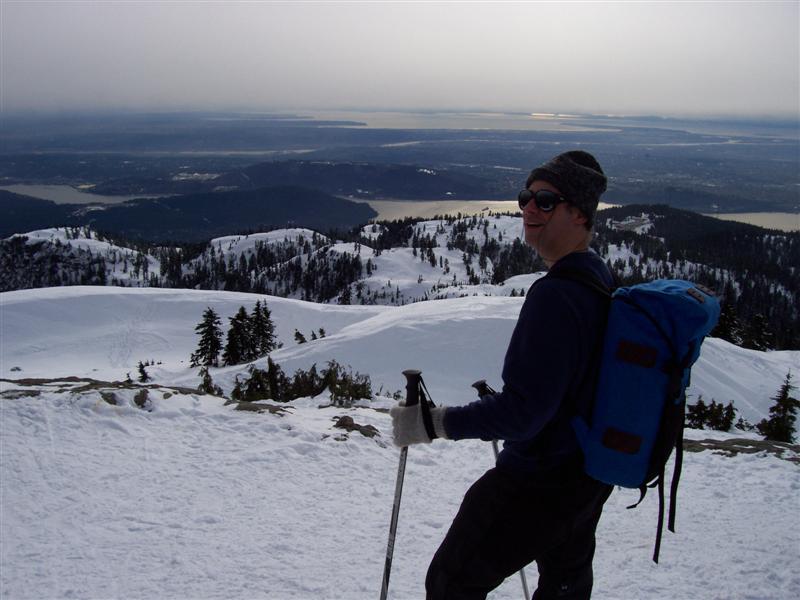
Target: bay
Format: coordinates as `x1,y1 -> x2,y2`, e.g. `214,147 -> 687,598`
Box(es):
0,184 -> 162,205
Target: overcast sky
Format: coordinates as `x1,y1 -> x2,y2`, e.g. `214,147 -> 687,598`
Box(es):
2,1 -> 798,117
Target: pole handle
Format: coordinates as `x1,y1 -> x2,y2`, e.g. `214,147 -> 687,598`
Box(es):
471,379 -> 495,396
403,369 -> 422,407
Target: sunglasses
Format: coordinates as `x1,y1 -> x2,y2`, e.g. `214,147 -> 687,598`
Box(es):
517,189 -> 567,212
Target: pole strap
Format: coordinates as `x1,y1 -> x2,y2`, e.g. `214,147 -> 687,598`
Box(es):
419,376 -> 438,440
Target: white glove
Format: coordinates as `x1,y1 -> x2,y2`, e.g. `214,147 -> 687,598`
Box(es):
389,401 -> 448,447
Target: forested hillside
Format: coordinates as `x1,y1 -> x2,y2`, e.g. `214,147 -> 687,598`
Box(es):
1,205 -> 797,349
0,186 -> 376,241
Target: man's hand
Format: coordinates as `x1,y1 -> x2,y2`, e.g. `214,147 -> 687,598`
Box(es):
390,402 -> 448,447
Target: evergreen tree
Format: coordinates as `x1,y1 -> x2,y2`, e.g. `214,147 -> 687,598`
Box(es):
711,301 -> 744,346
250,300 -> 277,357
243,364 -> 271,401
757,372 -> 800,443
198,367 -> 223,396
686,397 -> 708,429
267,357 -> 291,402
294,329 -> 307,344
137,360 -> 150,383
742,313 -> 775,351
338,286 -> 352,305
231,377 -> 244,402
190,307 -> 223,367
222,306 -> 253,366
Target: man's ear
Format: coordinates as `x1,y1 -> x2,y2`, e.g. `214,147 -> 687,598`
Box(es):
567,205 -> 588,226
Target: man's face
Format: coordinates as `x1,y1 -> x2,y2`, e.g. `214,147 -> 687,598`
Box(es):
522,180 -> 587,264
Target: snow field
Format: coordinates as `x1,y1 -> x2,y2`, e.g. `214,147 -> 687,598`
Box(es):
2,286 -> 797,423
1,385 -> 798,599
2,285 -> 799,599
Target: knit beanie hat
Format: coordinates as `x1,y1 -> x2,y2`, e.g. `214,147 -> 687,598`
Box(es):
526,150 -> 607,227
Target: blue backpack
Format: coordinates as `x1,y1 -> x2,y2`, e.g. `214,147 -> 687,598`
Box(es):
548,270 -> 720,562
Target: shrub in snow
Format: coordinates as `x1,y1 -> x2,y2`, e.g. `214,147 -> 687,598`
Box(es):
231,359 -> 372,406
686,397 -> 736,431
133,389 -> 151,411
197,367 -> 223,396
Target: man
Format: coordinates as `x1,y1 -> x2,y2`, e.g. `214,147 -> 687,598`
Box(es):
391,150 -> 614,600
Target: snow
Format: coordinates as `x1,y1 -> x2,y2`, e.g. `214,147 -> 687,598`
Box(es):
8,227 -> 161,287
208,229 -> 325,257
2,286 -> 800,599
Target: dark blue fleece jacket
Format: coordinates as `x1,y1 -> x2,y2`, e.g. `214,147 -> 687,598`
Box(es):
443,250 -> 613,473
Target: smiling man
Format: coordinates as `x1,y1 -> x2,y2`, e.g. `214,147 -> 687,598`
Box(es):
391,151 -> 614,599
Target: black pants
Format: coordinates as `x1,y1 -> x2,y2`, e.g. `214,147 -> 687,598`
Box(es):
426,465 -> 612,600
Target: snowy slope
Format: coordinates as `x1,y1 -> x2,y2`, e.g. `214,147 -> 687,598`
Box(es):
205,229 -> 327,260
2,286 -> 799,599
9,227 -> 161,287
0,286 -> 389,382
1,286 -> 796,422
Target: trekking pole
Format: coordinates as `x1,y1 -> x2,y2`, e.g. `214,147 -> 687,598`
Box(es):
471,379 -> 532,600
380,369 -> 422,600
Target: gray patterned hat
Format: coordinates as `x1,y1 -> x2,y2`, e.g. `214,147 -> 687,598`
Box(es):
526,150 -> 607,228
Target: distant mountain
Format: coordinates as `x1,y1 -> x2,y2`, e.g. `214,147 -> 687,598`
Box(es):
3,205 -> 798,348
0,190 -> 72,235
0,186 -> 377,242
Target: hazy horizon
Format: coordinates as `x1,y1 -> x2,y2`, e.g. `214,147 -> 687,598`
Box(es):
2,1 -> 798,118
2,107 -> 798,122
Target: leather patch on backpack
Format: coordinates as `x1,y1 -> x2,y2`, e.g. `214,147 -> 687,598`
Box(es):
602,427 -> 642,455
687,288 -> 707,303
616,340 -> 658,368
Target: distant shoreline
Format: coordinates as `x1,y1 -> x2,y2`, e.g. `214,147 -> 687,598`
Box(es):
356,199 -> 800,231
701,212 -> 800,232
3,183 -> 797,232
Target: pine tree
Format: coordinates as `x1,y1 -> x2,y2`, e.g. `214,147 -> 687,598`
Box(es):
267,357 -> 290,402
137,360 -> 150,383
757,372 -> 800,443
686,397 -> 708,429
711,301 -> 744,346
294,329 -> 307,344
742,313 -> 775,351
222,306 -> 252,366
231,377 -> 244,401
198,367 -> 223,396
250,300 -> 277,357
243,364 -> 270,401
190,307 -> 224,367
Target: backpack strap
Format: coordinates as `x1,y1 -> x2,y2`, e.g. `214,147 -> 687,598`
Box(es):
653,468 -> 667,563
652,418 -> 685,564
544,266 -> 614,298
669,416 -> 684,535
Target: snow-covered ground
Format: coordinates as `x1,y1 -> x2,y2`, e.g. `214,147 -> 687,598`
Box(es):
2,286 -> 799,599
206,229 -> 327,259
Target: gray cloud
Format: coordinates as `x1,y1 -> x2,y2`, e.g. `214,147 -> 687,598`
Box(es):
2,1 -> 798,116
